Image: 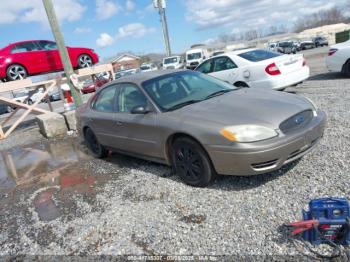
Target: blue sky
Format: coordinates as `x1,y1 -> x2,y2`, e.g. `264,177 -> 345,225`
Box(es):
0,0 -> 348,60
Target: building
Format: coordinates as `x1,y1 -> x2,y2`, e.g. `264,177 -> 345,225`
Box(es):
110,54 -> 141,72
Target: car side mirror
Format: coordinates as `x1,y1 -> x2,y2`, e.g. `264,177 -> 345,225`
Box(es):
131,105 -> 150,114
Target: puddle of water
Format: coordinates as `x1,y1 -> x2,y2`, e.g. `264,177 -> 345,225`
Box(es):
0,140 -> 92,192
0,140 -> 111,221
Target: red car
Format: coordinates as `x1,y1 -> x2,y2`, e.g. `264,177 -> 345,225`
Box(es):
81,76 -> 109,94
0,40 -> 99,81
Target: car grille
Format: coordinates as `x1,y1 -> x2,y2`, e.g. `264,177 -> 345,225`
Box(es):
279,110 -> 313,134
190,62 -> 199,66
166,66 -> 175,69
286,138 -> 319,161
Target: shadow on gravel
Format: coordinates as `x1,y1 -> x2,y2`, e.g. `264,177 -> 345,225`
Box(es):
307,72 -> 347,81
210,159 -> 301,191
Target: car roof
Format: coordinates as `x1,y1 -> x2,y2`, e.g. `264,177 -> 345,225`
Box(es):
110,69 -> 186,85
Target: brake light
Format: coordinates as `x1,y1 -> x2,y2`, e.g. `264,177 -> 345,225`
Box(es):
302,58 -> 306,66
328,48 -> 338,56
265,63 -> 281,75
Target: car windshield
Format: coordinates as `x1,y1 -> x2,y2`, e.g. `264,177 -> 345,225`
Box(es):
164,57 -> 178,64
142,71 -> 237,111
140,65 -> 151,70
187,52 -> 201,60
279,42 -> 292,47
238,49 -> 281,62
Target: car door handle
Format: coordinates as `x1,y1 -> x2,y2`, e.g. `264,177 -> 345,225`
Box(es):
115,121 -> 123,126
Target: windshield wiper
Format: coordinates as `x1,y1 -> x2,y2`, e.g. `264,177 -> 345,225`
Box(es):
205,89 -> 234,100
166,99 -> 202,111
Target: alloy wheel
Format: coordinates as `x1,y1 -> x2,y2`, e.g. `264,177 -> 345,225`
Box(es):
7,65 -> 27,80
78,55 -> 93,68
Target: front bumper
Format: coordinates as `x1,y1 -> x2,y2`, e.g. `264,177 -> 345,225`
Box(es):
206,110 -> 326,176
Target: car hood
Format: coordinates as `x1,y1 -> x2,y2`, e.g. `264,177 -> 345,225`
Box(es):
173,89 -> 312,129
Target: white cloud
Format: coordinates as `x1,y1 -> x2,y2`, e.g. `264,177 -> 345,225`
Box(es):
96,0 -> 120,20
96,23 -> 155,48
0,0 -> 86,25
74,27 -> 91,34
126,0 -> 135,11
116,23 -> 156,39
96,33 -> 114,47
185,0 -> 349,30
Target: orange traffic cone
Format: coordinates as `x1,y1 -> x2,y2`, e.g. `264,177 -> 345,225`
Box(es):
64,91 -> 75,111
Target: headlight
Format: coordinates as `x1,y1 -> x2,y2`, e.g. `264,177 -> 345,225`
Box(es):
220,125 -> 278,143
302,96 -> 318,116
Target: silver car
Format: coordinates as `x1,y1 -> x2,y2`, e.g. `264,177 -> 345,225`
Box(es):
77,70 -> 326,187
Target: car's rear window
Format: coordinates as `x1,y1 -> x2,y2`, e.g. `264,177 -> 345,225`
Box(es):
238,49 -> 281,62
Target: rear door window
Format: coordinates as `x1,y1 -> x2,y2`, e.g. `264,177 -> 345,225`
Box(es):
238,49 -> 281,62
213,56 -> 237,72
93,85 -> 117,113
11,42 -> 40,53
196,59 -> 213,74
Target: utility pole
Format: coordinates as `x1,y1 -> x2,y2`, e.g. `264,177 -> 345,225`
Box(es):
42,0 -> 82,106
154,0 -> 171,56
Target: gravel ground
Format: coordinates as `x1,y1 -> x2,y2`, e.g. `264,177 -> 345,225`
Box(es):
0,48 -> 350,260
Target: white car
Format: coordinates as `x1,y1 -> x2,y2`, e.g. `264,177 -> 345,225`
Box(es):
325,40 -> 350,76
195,48 -> 309,90
162,56 -> 184,70
140,63 -> 158,72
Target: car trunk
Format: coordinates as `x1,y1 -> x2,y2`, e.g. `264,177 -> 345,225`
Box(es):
272,54 -> 304,74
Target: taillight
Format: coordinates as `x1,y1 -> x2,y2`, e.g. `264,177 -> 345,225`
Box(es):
328,48 -> 338,56
302,58 -> 306,66
265,63 -> 281,75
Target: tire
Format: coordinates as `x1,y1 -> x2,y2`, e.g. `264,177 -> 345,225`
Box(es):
343,60 -> 350,77
171,137 -> 215,187
27,99 -> 33,105
84,128 -> 108,158
6,64 -> 27,81
77,54 -> 93,68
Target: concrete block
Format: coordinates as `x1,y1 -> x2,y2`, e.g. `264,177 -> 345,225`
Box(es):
63,110 -> 77,131
36,112 -> 68,138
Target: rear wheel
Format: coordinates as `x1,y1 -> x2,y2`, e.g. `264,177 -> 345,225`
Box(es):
84,128 -> 108,158
6,64 -> 27,81
234,81 -> 249,88
78,54 -> 93,68
171,137 -> 215,187
343,60 -> 350,77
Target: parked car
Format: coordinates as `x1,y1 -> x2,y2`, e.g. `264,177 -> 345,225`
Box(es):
0,40 -> 99,81
77,70 -> 326,187
313,36 -> 328,47
114,68 -> 141,79
326,40 -> 350,76
276,41 -> 297,54
162,56 -> 185,69
186,47 -> 212,69
195,48 -> 309,90
292,41 -> 301,51
12,88 -> 45,104
140,63 -> 158,72
0,103 -> 13,115
300,41 -> 315,50
81,76 -> 109,94
268,42 -> 277,52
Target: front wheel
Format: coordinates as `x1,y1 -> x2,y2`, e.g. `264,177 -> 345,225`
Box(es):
77,54 -> 93,68
84,128 -> 108,158
171,137 -> 215,187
